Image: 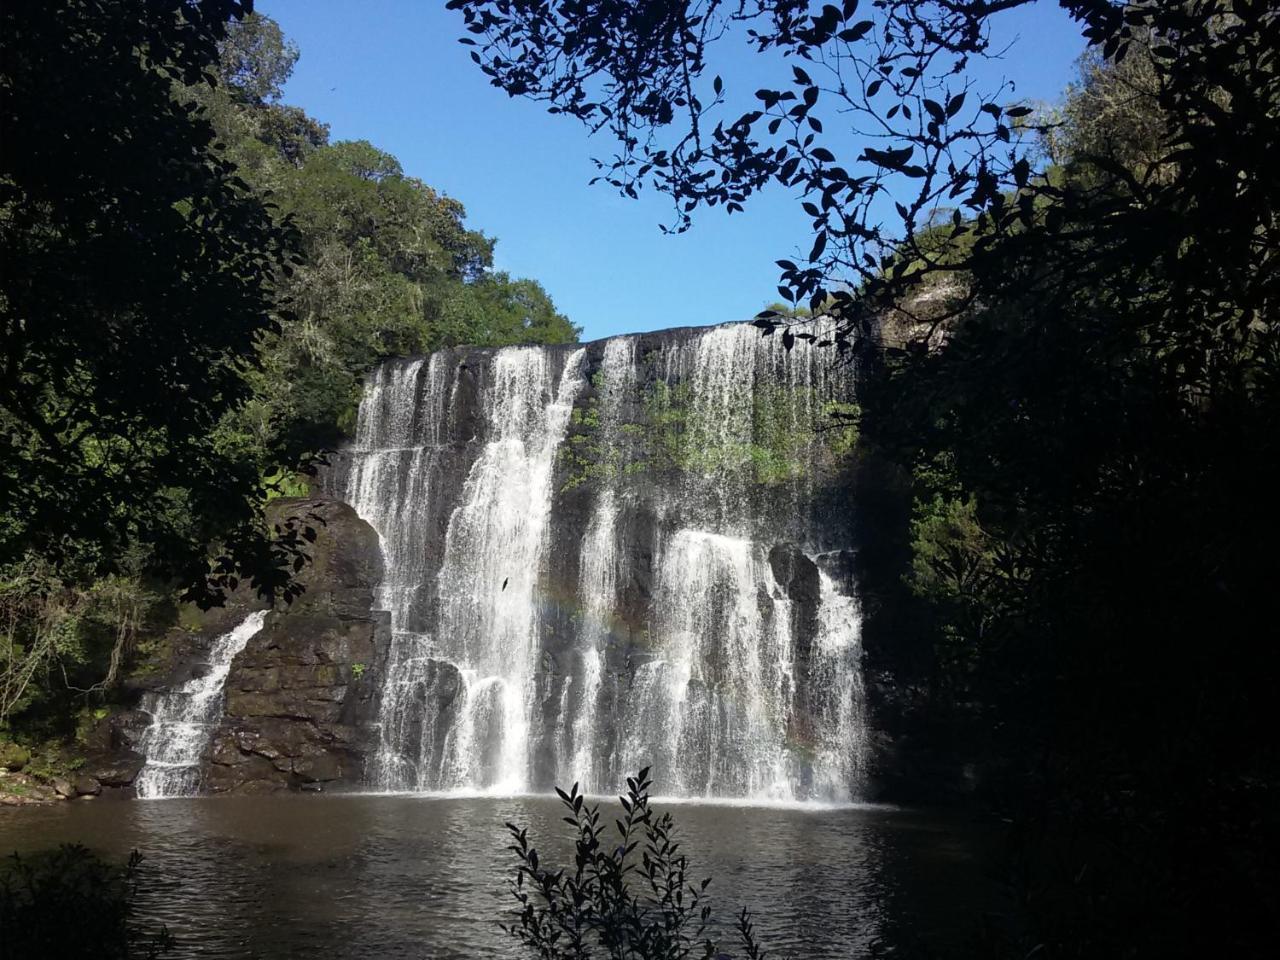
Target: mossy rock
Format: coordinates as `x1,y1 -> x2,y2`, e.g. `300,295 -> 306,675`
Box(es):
0,740 -> 31,772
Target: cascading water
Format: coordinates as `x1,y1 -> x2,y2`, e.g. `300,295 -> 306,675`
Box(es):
559,336 -> 636,792
135,611 -> 268,799
345,347 -> 586,791
614,529 -> 796,798
338,322 -> 867,802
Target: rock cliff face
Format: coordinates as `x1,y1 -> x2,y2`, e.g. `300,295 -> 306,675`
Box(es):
110,498 -> 387,795
205,498 -> 387,793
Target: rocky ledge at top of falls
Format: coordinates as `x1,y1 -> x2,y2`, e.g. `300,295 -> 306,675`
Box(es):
92,497 -> 389,796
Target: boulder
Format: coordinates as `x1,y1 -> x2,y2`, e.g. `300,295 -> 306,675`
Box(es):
293,751 -> 342,783
73,775 -> 102,797
0,773 -> 57,804
87,750 -> 145,788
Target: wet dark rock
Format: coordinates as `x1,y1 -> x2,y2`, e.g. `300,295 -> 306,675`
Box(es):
768,543 -> 821,605
73,775 -> 101,797
202,498 -> 387,794
86,750 -> 145,788
104,497 -> 387,796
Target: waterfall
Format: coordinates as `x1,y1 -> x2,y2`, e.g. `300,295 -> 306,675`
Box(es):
135,611 -> 268,799
614,530 -> 796,798
341,322 -> 867,802
348,347 -> 587,791
807,571 -> 867,802
558,336 -> 635,793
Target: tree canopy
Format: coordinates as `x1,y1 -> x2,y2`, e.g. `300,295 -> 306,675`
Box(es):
191,14 -> 580,471
448,0 -> 1276,338
1,4 -> 581,609
0,0 -> 307,606
451,1 -> 1279,955
0,6 -> 579,747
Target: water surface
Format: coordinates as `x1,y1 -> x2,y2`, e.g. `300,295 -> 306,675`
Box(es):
0,794 -> 989,958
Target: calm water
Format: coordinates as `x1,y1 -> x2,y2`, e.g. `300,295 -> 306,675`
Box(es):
0,794 -> 991,958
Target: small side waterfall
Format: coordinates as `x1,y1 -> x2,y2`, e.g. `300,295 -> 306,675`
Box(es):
337,322 -> 867,802
135,611 -> 268,799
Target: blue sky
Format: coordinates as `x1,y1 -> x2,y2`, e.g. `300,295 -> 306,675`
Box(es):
260,1 -> 1086,341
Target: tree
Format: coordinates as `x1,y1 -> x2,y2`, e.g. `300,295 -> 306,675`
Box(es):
0,0 -> 313,607
216,10 -> 299,103
452,3 -> 1279,955
0,846 -> 173,959
446,0 -> 1275,340
232,136 -> 579,462
190,13 -> 581,475
0,6 -> 578,751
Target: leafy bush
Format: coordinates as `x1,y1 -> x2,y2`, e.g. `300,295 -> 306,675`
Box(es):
0,845 -> 173,959
505,769 -> 777,959
1,558 -> 167,740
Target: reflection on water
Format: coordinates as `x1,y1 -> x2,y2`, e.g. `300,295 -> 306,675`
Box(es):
0,795 -> 989,959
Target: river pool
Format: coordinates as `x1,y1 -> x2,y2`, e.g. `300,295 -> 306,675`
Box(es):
0,794 -> 991,958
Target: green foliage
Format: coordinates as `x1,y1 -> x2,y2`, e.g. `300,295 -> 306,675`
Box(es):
0,741 -> 30,772
650,381 -> 856,483
506,770 -> 777,959
0,0 -> 315,606
194,17 -> 580,472
638,379 -> 700,474
350,662 -> 366,680
215,11 -> 298,104
0,558 -> 169,741
821,401 -> 860,459
0,846 -> 173,959
562,370 -> 858,492
864,21 -> 1280,956
262,469 -> 311,501
0,8 -> 579,754
906,493 -> 1003,688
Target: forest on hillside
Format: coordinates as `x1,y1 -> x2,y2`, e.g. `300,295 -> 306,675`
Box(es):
0,6 -> 578,769
2,1 -> 1278,959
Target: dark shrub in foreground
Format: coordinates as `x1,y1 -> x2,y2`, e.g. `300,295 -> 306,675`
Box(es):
0,844 -> 172,959
506,768 -> 776,960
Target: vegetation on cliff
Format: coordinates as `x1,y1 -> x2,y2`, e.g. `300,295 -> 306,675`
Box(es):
560,366 -> 859,492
